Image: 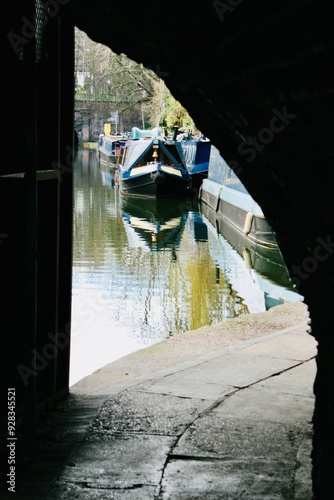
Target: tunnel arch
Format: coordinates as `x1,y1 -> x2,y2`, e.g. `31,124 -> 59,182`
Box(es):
65,3 -> 334,496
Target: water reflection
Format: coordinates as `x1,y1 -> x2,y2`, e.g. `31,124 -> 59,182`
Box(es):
200,203 -> 302,312
120,197 -> 187,252
70,148 -> 302,386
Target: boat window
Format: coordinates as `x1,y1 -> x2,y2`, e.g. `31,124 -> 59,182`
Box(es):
181,141 -> 197,165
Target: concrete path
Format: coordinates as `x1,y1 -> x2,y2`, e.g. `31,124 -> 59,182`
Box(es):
12,306 -> 317,499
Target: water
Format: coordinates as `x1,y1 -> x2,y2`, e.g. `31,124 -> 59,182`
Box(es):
70,148 -> 302,386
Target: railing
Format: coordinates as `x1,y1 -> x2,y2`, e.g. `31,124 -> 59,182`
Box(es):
75,94 -> 130,103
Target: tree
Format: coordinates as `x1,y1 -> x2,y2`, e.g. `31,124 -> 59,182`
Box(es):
74,28 -> 197,133
160,90 -> 197,133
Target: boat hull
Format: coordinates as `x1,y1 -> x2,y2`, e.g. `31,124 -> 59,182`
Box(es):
119,165 -> 190,198
189,169 -> 208,190
200,178 -> 277,248
97,135 -> 127,168
97,148 -> 118,168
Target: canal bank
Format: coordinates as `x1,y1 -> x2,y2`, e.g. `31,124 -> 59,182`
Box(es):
72,300 -> 310,395
11,300 -> 317,499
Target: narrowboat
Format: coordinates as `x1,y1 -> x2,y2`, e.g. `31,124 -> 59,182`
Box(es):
199,145 -> 277,248
118,127 -> 191,198
176,130 -> 211,188
97,134 -> 127,168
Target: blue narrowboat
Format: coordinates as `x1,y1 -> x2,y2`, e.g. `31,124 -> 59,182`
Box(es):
118,127 -> 191,198
176,132 -> 211,188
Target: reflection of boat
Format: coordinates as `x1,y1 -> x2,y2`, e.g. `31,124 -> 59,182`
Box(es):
185,211 -> 209,242
97,134 -> 128,167
99,162 -> 119,187
120,196 -> 188,251
118,127 -> 191,198
199,145 -> 277,247
176,129 -> 211,188
200,201 -> 302,310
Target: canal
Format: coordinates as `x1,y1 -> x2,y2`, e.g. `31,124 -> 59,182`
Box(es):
70,148 -> 302,386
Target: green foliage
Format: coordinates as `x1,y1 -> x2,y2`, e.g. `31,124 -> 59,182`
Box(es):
160,91 -> 198,133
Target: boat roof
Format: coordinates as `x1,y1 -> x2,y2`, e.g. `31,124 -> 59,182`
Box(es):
123,139 -> 153,169
102,135 -> 126,143
122,138 -> 184,171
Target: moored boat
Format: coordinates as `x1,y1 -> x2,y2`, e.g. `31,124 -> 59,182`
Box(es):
199,145 -> 277,248
97,133 -> 128,168
118,127 -> 191,198
175,129 -> 211,188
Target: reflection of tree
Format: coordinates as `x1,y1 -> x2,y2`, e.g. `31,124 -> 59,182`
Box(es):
166,233 -> 250,333
73,151 -> 128,268
186,246 -> 221,330
184,244 -> 249,331
165,250 -> 187,334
